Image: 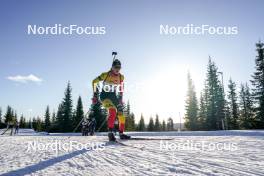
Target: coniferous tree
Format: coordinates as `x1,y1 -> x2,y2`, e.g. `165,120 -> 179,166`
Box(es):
126,113 -> 136,131
198,92 -> 207,130
251,41 -> 264,128
36,117 -> 43,132
148,117 -> 155,131
91,102 -> 107,132
154,114 -> 161,131
0,107 -> 5,128
227,79 -> 239,129
44,106 -> 51,132
61,82 -> 74,132
126,101 -> 131,116
239,83 -> 255,129
185,72 -> 199,130
167,117 -> 174,131
130,113 -> 136,131
162,120 -> 166,131
19,115 -> 26,128
225,105 -> 231,130
51,111 -> 56,124
4,106 -> 14,123
0,107 -> 2,123
73,96 -> 84,132
204,58 -> 225,130
56,103 -> 64,132
14,112 -> 18,124
124,101 -> 135,131
27,118 -> 32,129
32,117 -> 37,131
137,114 -> 145,131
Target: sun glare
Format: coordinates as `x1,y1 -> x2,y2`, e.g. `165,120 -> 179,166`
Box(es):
132,64 -> 188,122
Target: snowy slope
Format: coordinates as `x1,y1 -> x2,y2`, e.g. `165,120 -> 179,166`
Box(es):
0,129 -> 264,176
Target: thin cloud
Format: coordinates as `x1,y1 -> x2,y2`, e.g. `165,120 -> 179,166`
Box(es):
7,74 -> 43,83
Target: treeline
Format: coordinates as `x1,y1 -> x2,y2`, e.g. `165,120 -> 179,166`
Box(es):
0,83 -> 176,132
185,41 -> 264,130
124,102 -> 175,131
0,106 -> 28,129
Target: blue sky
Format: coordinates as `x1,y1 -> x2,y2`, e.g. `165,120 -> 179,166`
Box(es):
0,0 -> 264,122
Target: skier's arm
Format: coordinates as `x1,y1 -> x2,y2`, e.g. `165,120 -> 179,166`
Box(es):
92,72 -> 108,93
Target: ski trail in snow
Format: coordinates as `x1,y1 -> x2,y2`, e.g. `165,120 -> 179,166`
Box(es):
0,130 -> 264,175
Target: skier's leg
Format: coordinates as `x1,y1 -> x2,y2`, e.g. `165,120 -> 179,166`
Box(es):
101,98 -> 117,141
101,98 -> 117,131
10,127 -> 13,136
118,112 -> 131,139
108,108 -> 117,130
118,112 -> 125,133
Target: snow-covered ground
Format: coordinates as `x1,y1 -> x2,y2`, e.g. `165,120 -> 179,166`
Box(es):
0,129 -> 264,176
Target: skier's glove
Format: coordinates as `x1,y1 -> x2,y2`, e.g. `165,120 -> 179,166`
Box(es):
117,104 -> 125,113
92,92 -> 99,104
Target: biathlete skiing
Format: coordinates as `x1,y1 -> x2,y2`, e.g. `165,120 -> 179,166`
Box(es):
92,52 -> 131,141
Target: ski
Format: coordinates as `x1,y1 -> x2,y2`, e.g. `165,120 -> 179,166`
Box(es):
107,140 -> 145,150
122,137 -> 174,141
117,140 -> 145,150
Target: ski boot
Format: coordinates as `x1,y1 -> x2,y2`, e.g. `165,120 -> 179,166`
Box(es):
108,131 -> 116,142
119,133 -> 131,140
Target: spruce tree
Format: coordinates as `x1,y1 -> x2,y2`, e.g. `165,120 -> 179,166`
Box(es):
91,102 -> 107,132
51,111 -> 56,124
32,117 -> 37,131
124,101 -> 132,131
162,120 -> 166,131
36,117 -> 43,132
154,114 -> 161,131
167,118 -> 174,131
28,118 -> 32,129
56,103 -> 64,132
148,117 -> 155,131
73,96 -> 84,132
0,107 -> 2,123
14,112 -> 18,123
126,112 -> 136,131
227,79 -> 239,129
198,92 -> 207,130
61,82 -> 74,132
251,41 -> 264,128
19,115 -> 26,128
44,106 -> 51,132
126,101 -> 131,116
185,72 -> 198,130
19,115 -> 23,128
4,106 -> 14,123
130,113 -> 136,131
137,114 -> 145,131
204,58 -> 225,130
239,83 -> 255,129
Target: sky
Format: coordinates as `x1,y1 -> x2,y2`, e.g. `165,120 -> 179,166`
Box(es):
0,0 -> 264,123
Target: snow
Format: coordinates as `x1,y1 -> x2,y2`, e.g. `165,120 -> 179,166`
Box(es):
0,129 -> 264,176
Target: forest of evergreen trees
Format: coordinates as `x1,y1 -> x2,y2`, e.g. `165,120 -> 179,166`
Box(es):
1,41 -> 263,132
0,82 -> 176,132
185,41 -> 264,130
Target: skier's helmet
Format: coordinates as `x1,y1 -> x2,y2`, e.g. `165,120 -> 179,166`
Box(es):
112,59 -> 121,68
